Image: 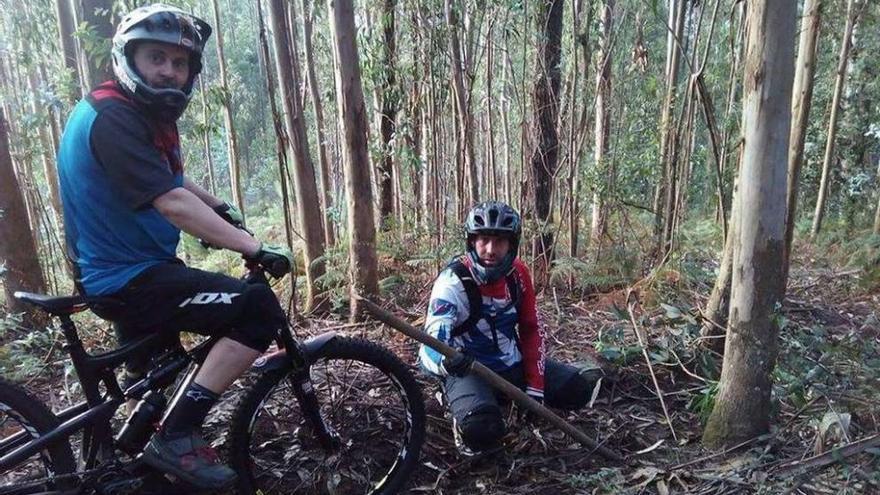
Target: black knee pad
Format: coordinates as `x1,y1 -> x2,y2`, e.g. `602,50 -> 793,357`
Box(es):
227,284 -> 286,352
458,405 -> 505,451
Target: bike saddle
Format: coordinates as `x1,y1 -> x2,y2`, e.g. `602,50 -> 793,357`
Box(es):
13,291 -> 123,317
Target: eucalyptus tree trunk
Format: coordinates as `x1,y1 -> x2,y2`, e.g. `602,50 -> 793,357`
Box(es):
26,70 -> 63,226
415,6 -> 434,229
211,0 -> 244,216
78,0 -> 114,88
55,0 -> 81,99
256,0 -> 293,252
530,0 -> 564,282
703,0 -> 795,448
197,75 -> 217,195
590,0 -> 612,248
783,0 -> 822,284
700,187 -> 738,354
810,0 -> 860,239
566,0 -> 590,258
716,1 -> 745,223
375,0 -> 397,228
301,0 -> 336,247
486,22 -> 498,200
407,86 -> 423,227
0,109 -> 47,327
268,0 -> 327,312
654,0 -> 687,256
502,49 -> 514,206
328,0 -> 380,321
445,0 -> 478,212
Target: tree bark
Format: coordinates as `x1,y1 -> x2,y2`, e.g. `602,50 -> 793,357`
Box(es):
700,186 -> 738,354
376,0 -> 397,228
486,22 -> 497,200
715,2 -> 746,224
301,0 -> 336,247
783,0 -> 822,285
0,109 -> 47,327
703,0 -> 795,448
55,0 -> 82,99
268,0 -> 327,312
566,0 -> 591,258
328,0 -> 380,321
26,70 -> 63,228
810,0 -> 860,239
654,0 -> 687,257
529,0 -> 564,283
78,0 -> 114,89
197,75 -> 217,195
445,0 -> 478,212
256,0 -> 294,254
211,0 -> 245,216
590,0 -> 613,248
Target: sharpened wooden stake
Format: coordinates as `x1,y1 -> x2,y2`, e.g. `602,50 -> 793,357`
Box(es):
356,295 -> 625,462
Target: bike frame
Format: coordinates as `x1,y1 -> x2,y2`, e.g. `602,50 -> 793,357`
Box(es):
0,269 -> 339,480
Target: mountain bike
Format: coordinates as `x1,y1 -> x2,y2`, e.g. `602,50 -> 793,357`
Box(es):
0,265 -> 426,495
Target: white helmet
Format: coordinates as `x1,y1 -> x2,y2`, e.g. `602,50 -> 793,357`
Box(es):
111,4 -> 212,121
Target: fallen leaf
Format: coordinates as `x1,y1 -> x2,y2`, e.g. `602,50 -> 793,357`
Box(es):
635,439 -> 665,454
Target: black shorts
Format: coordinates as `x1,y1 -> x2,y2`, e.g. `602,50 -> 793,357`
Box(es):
92,261 -> 285,372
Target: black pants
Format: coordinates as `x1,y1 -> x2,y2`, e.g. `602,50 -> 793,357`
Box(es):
92,262 -> 286,376
442,359 -> 599,451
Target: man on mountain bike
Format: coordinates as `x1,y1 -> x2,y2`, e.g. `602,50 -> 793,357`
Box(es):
56,4 -> 291,489
419,201 -> 603,456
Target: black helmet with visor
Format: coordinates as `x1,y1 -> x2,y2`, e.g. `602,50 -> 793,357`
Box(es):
111,4 -> 212,121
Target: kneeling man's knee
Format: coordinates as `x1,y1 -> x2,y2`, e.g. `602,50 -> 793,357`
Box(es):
457,405 -> 505,451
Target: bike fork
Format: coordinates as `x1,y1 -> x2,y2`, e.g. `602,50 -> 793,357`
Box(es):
281,338 -> 341,452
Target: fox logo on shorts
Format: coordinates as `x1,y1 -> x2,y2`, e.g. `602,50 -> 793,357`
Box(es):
178,292 -> 241,308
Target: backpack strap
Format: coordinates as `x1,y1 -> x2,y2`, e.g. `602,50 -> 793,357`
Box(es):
447,259 -> 523,338
448,260 -> 482,338
505,270 -> 521,313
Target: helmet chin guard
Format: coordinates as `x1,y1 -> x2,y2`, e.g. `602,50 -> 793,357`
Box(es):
466,250 -> 516,284
111,4 -> 212,121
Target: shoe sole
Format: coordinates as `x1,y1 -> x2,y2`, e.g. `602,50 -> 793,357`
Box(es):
139,449 -> 237,491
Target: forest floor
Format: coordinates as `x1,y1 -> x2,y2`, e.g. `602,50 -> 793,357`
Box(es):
5,238 -> 880,494
281,240 -> 880,495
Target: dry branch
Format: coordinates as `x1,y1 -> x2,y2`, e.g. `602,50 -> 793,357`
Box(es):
773,433 -> 880,477
626,289 -> 678,442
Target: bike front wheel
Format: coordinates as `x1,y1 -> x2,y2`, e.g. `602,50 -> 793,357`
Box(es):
0,378 -> 76,495
229,336 -> 426,495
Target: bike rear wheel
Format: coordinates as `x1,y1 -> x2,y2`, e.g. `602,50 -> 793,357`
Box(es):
0,379 -> 76,495
229,336 -> 425,495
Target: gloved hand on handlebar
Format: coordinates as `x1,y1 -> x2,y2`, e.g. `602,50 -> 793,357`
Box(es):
201,202 -> 253,249
213,202 -> 246,229
246,243 -> 294,278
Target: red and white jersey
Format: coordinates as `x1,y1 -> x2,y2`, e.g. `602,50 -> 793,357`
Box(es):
418,256 -> 547,397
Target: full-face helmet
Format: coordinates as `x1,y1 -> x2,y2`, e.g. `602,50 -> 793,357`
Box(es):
464,201 -> 522,283
111,4 -> 212,121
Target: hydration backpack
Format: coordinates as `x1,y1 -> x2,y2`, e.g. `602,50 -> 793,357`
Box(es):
446,258 -> 521,338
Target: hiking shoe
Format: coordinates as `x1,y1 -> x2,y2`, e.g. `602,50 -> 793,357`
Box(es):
141,432 -> 236,490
